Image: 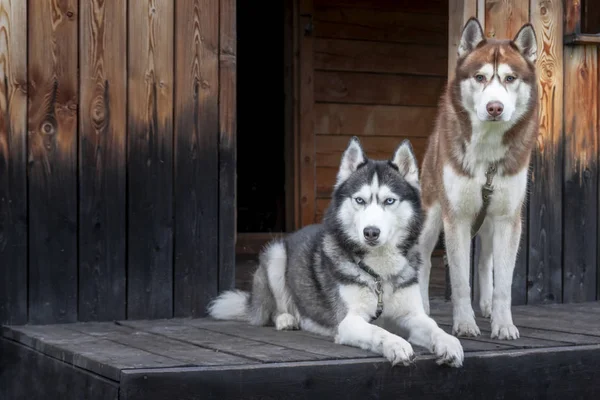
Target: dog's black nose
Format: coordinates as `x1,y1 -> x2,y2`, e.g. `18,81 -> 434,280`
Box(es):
363,226 -> 380,241
486,101 -> 504,118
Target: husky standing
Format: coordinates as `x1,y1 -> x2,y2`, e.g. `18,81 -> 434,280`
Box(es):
208,137 -> 464,367
418,18 -> 539,340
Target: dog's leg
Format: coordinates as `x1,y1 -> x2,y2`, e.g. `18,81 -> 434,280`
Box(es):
418,203 -> 443,315
443,218 -> 480,337
477,219 -> 494,318
388,284 -> 464,367
263,242 -> 299,330
335,314 -> 415,366
490,215 -> 521,340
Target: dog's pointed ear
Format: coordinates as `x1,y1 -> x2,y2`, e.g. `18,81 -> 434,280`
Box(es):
391,140 -> 419,189
458,17 -> 485,58
513,23 -> 538,63
336,136 -> 366,187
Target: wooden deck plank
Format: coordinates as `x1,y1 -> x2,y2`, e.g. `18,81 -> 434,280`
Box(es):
64,322 -> 254,367
3,325 -> 185,381
185,319 -> 381,359
119,319 -> 330,363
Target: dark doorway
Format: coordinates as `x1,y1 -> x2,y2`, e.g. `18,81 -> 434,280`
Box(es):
236,0 -> 286,234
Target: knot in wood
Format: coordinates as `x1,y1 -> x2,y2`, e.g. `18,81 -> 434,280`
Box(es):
41,121 -> 56,135
66,10 -> 74,19
92,96 -> 107,130
540,6 -> 547,16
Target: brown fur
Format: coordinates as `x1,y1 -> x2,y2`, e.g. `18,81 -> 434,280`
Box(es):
420,38 -> 539,210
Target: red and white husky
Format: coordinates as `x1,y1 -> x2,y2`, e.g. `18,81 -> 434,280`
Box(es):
418,18 -> 539,340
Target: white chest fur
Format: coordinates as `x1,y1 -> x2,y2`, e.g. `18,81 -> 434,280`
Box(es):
443,164 -> 528,219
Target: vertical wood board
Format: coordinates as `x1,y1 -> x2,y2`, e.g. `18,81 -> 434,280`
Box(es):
0,0 -> 27,325
218,0 -> 237,294
563,45 -> 598,302
527,0 -> 564,304
127,0 -> 174,319
78,0 -> 127,322
173,0 -> 219,317
27,0 -> 79,324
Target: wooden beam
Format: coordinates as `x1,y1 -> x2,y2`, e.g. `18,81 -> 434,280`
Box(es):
0,0 -> 28,325
562,45 -> 598,303
527,0 -> 564,304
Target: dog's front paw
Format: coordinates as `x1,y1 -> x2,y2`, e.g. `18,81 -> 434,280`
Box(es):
382,336 -> 415,366
452,319 -> 481,337
433,332 -> 464,368
491,322 -> 519,340
275,313 -> 299,330
479,299 -> 492,319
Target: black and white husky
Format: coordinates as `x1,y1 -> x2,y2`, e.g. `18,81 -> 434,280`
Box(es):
208,137 -> 464,367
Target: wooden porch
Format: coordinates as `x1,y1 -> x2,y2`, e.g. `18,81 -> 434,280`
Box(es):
3,300 -> 600,400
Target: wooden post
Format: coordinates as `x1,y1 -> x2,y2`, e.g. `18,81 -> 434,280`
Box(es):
0,0 -> 27,325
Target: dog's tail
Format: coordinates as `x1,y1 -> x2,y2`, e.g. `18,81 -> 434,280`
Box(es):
207,242 -> 280,325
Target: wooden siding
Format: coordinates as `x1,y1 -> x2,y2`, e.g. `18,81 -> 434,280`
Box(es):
311,0 -> 449,220
0,0 -> 236,325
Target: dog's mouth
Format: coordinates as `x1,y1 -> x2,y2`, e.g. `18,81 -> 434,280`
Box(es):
364,239 -> 380,247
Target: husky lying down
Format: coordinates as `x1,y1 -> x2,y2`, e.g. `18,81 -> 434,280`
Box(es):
208,138 -> 464,368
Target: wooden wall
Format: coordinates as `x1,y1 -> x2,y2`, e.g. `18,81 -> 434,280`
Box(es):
308,0 -> 449,221
0,0 -> 236,326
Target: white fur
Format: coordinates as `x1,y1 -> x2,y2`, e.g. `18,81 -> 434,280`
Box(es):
418,203 -> 443,315
264,242 -> 299,330
206,290 -> 249,321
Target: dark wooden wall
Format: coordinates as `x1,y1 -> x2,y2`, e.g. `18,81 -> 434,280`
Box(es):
0,0 -> 236,326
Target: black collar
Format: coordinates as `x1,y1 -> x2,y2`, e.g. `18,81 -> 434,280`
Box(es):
357,260 -> 384,320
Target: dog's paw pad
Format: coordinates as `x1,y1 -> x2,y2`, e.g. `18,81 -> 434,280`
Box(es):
275,313 -> 299,330
491,323 -> 519,340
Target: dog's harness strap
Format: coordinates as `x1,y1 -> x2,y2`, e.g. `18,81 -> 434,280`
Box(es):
358,260 -> 384,320
471,163 -> 498,238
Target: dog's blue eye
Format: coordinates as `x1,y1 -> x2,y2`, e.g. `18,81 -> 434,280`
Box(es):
475,74 -> 485,82
355,197 -> 365,205
384,198 -> 396,205
505,75 -> 516,83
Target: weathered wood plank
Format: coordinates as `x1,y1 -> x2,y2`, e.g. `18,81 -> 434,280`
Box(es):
127,0 -> 174,319
120,345 -> 600,400
185,319 -> 379,359
315,104 -> 438,136
315,39 -> 447,76
299,0 -> 316,226
27,0 -> 78,324
527,0 -> 564,304
315,71 -> 445,107
314,0 -> 448,15
0,338 -> 119,400
0,0 -> 27,325
120,319 -> 329,363
78,0 -> 127,322
484,0 -> 528,39
314,8 -> 447,45
66,322 -> 253,366
315,135 -> 429,167
448,0 -> 477,82
218,0 -> 237,293
3,325 -> 185,381
173,0 -> 219,318
562,45 -> 598,303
